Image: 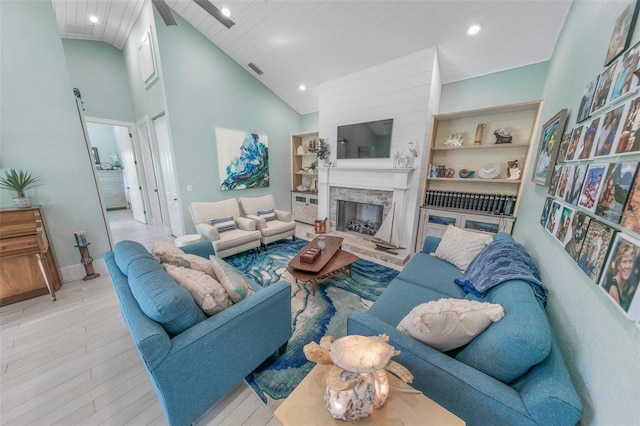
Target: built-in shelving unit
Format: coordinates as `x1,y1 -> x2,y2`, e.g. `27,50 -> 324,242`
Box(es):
291,131 -> 319,223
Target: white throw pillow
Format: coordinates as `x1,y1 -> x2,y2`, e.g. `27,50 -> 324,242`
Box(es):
164,264 -> 233,316
432,225 -> 492,271
397,298 -> 504,352
152,241 -> 191,268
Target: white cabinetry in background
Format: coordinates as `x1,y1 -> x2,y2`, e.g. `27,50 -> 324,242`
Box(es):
291,192 -> 318,224
97,170 -> 127,210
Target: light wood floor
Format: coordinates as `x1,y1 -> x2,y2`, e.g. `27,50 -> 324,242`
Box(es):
0,210 -> 280,426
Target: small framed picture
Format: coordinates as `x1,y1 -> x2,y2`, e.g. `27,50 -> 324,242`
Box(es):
591,63 -> 618,115
565,126 -> 584,162
599,232 -> 640,319
577,76 -> 599,123
594,161 -> 639,223
578,164 -> 609,212
577,219 -> 615,283
615,95 -> 640,154
604,0 -> 639,66
532,109 -> 569,185
92,147 -> 100,165
610,40 -> 640,103
576,118 -> 601,160
593,104 -> 626,156
567,164 -> 588,206
564,211 -> 592,262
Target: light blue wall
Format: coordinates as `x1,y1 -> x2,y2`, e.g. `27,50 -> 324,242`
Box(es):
300,112 -> 319,132
0,1 -> 110,273
439,61 -> 549,113
516,1 -> 640,424
62,39 -> 135,122
152,10 -> 303,234
87,123 -> 119,164
440,2 -> 640,424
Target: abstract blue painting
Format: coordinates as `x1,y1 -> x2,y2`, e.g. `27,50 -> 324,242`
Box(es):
215,128 -> 269,190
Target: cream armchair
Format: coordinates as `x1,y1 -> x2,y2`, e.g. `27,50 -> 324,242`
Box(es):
188,199 -> 262,258
239,194 -> 296,247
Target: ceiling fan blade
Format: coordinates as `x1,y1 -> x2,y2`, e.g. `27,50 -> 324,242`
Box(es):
193,0 -> 235,29
152,0 -> 177,26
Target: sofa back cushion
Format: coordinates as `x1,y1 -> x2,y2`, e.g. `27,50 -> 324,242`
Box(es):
239,194 -> 276,216
190,199 -> 240,224
456,280 -> 552,383
114,240 -> 155,276
128,257 -> 206,336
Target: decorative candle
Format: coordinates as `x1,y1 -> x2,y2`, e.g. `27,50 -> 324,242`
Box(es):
74,231 -> 87,247
474,123 -> 486,145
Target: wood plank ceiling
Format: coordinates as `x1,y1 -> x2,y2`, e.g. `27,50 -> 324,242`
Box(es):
52,0 -> 572,114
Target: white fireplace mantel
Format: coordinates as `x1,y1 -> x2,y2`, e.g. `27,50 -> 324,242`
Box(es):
317,167 -> 414,191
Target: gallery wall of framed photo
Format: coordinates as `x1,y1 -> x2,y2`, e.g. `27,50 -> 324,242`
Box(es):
539,0 -> 640,324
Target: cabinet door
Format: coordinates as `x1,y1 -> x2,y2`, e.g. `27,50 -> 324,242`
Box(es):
425,210 -> 460,237
459,214 -> 515,235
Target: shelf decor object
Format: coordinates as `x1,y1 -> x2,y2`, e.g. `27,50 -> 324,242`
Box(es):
478,164 -> 502,179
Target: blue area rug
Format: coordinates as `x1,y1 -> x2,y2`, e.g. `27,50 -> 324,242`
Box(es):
225,238 -> 398,407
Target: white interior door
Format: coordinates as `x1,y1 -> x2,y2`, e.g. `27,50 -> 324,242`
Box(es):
137,118 -> 164,227
153,115 -> 183,237
114,125 -> 147,224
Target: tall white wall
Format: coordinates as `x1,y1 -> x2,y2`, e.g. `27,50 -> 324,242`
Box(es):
318,48 -> 440,249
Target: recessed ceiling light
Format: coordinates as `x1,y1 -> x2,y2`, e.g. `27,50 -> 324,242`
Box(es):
299,85 -> 306,91
221,7 -> 231,17
467,23 -> 482,35
88,15 -> 99,23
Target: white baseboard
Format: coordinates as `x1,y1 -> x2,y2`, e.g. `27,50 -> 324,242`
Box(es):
60,258 -> 108,283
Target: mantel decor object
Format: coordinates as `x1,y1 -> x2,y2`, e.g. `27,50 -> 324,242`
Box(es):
74,231 -> 100,281
493,128 -> 513,144
445,134 -> 464,147
478,164 -> 502,179
303,334 -> 414,421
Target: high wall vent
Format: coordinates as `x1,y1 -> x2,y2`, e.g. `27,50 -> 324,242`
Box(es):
248,63 -> 263,75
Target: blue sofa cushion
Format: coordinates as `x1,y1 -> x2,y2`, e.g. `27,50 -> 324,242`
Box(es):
396,252 -> 465,298
128,257 -> 206,336
456,280 -> 552,383
114,240 -> 154,276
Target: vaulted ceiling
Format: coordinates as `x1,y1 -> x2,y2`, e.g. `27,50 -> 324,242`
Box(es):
52,0 -> 572,114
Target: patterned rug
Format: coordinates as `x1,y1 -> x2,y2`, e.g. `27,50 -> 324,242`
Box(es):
225,238 -> 398,409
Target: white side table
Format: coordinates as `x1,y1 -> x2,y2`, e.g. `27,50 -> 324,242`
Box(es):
175,234 -> 203,247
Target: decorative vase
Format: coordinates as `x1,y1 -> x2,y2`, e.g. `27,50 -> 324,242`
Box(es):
324,370 -> 389,421
317,236 -> 327,251
12,196 -> 32,208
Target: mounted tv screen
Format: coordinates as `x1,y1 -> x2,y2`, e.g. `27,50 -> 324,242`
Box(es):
337,118 -> 393,159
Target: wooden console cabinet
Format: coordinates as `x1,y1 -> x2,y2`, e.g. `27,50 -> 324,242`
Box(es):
0,206 -> 62,305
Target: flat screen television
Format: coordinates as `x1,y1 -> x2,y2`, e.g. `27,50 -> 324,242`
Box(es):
336,118 -> 393,159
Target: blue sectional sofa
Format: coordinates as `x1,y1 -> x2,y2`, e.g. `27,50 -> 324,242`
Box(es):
104,240 -> 291,426
348,233 -> 582,426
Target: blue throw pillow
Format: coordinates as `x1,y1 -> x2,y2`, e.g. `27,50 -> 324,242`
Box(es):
258,208 -> 276,222
210,216 -> 237,232
128,258 -> 206,336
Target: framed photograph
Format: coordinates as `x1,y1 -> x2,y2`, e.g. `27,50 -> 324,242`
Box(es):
576,118 -> 601,160
555,206 -> 575,244
599,232 -> 640,318
591,63 -> 618,115
545,200 -> 562,235
610,40 -> 640,103
594,104 -> 626,156
578,164 -> 609,212
138,28 -> 158,88
595,161 -> 638,223
540,196 -> 554,228
532,109 -> 568,185
615,95 -> 640,154
567,164 -> 588,205
548,164 -> 563,196
565,126 -> 583,161
556,131 -> 572,163
604,0 -> 639,66
577,76 -> 599,123
555,165 -> 573,200
621,169 -> 640,232
564,211 -> 592,262
577,219 -> 615,283
215,128 -> 269,190
91,147 -> 100,165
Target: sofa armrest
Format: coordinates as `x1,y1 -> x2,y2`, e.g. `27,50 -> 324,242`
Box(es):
195,223 -> 220,241
236,216 -> 257,231
275,209 -> 292,222
348,311 -> 534,425
245,214 -> 267,230
150,280 -> 292,425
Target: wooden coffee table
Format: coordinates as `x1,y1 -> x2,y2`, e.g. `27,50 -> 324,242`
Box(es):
274,364 -> 465,425
287,236 -> 359,296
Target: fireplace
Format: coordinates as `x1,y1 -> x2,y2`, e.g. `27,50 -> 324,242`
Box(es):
337,200 -> 384,236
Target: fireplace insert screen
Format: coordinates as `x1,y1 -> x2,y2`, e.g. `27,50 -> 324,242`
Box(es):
337,200 -> 383,236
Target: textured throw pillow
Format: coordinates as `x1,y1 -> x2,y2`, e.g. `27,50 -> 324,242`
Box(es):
209,256 -> 255,302
432,226 -> 493,271
258,208 -> 277,222
182,253 -> 217,277
210,216 -> 237,232
152,240 -> 190,267
397,298 -> 504,352
164,264 -> 233,316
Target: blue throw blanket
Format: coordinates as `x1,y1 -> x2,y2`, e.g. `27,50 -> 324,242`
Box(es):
454,239 -> 548,305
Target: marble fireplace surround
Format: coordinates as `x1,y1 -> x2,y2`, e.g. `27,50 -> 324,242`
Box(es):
319,167 -> 413,243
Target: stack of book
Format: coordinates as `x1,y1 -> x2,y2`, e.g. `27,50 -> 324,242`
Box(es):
424,190 -> 516,216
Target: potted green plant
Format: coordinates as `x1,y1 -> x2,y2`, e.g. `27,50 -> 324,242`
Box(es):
0,168 -> 42,208
309,138 -> 330,165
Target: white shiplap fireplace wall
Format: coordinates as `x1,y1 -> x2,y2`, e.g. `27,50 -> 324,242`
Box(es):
317,48 -> 441,250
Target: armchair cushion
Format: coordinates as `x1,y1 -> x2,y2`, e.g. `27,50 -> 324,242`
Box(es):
210,216 -> 237,232
238,194 -> 276,216
258,207 -> 277,221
